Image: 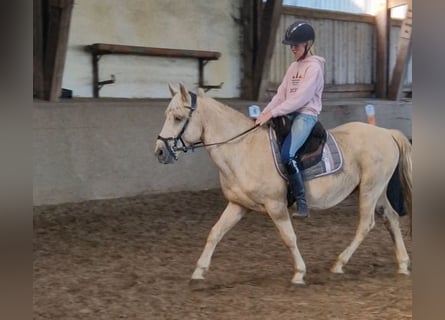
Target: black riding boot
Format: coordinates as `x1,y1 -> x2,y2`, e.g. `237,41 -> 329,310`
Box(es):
285,159 -> 309,218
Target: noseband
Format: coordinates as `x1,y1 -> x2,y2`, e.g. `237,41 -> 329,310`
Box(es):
157,91 -> 259,161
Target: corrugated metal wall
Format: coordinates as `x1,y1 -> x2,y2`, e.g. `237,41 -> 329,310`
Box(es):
269,8 -> 412,95
283,0 -> 375,15
270,14 -> 375,86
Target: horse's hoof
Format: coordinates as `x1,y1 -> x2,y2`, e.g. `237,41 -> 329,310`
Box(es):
189,279 -> 207,291
330,265 -> 344,274
397,269 -> 410,276
288,281 -> 306,289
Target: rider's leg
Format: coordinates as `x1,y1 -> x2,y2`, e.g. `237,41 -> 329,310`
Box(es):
281,113 -> 317,217
285,158 -> 308,217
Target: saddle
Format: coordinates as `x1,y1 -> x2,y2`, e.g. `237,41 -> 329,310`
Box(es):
272,116 -> 327,170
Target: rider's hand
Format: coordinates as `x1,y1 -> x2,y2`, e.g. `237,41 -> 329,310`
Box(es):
255,111 -> 273,126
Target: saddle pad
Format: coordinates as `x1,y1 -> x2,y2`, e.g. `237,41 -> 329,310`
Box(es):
269,126 -> 343,182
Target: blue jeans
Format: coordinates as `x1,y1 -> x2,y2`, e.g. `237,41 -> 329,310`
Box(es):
281,112 -> 318,163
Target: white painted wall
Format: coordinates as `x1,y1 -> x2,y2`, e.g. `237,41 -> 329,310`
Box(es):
62,0 -> 242,98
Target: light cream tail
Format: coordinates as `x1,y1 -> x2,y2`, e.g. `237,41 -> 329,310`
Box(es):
390,129 -> 412,236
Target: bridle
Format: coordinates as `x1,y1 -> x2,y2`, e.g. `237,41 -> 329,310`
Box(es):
157,91 -> 259,160
157,91 -> 198,160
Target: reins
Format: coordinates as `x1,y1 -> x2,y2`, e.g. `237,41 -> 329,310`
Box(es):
183,123 -> 260,152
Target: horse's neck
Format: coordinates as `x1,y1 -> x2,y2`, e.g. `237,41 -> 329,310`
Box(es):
199,97 -> 254,144
198,97 -> 266,176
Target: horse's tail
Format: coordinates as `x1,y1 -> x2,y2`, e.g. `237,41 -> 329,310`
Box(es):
390,129 -> 413,236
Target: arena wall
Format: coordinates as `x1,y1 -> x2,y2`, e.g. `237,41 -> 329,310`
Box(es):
33,98 -> 411,205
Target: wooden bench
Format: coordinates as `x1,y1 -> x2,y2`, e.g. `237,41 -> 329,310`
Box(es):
85,43 -> 222,97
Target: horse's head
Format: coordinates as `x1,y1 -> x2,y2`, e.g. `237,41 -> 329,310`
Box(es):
154,83 -> 205,164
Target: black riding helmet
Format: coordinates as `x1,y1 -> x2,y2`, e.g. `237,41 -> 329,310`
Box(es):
282,21 -> 315,45
282,21 -> 315,60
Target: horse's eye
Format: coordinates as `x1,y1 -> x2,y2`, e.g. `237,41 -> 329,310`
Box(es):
174,116 -> 183,122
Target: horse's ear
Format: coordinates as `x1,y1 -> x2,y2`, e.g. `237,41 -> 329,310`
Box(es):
197,88 -> 205,97
168,83 -> 178,97
179,83 -> 189,103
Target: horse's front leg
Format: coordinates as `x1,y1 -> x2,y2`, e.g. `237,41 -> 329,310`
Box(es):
267,202 -> 306,285
191,202 -> 247,280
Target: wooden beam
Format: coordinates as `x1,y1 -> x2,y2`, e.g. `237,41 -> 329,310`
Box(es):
43,0 -> 74,101
267,83 -> 375,99
49,0 -> 73,7
375,0 -> 390,98
85,44 -> 221,60
240,0 -> 251,99
33,0 -> 44,99
388,1 -> 412,100
240,0 -> 262,99
255,0 -> 282,101
323,84 -> 375,93
388,0 -> 407,9
282,6 -> 375,24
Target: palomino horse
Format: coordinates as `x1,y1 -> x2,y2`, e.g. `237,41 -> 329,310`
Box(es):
154,83 -> 412,285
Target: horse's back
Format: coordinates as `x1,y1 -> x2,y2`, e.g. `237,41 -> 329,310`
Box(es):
330,121 -> 398,150
329,121 -> 401,177
330,121 -> 383,134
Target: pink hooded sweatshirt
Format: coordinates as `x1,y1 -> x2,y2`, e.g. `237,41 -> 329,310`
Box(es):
262,55 -> 325,117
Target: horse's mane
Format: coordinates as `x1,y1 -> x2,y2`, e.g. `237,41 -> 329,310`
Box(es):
198,96 -> 254,128
167,92 -> 254,130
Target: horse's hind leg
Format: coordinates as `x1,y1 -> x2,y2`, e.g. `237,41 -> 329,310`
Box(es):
267,202 -> 306,285
191,202 -> 247,280
378,195 -> 410,274
331,189 -> 378,274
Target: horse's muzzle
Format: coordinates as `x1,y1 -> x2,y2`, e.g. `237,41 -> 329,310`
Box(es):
154,140 -> 175,164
